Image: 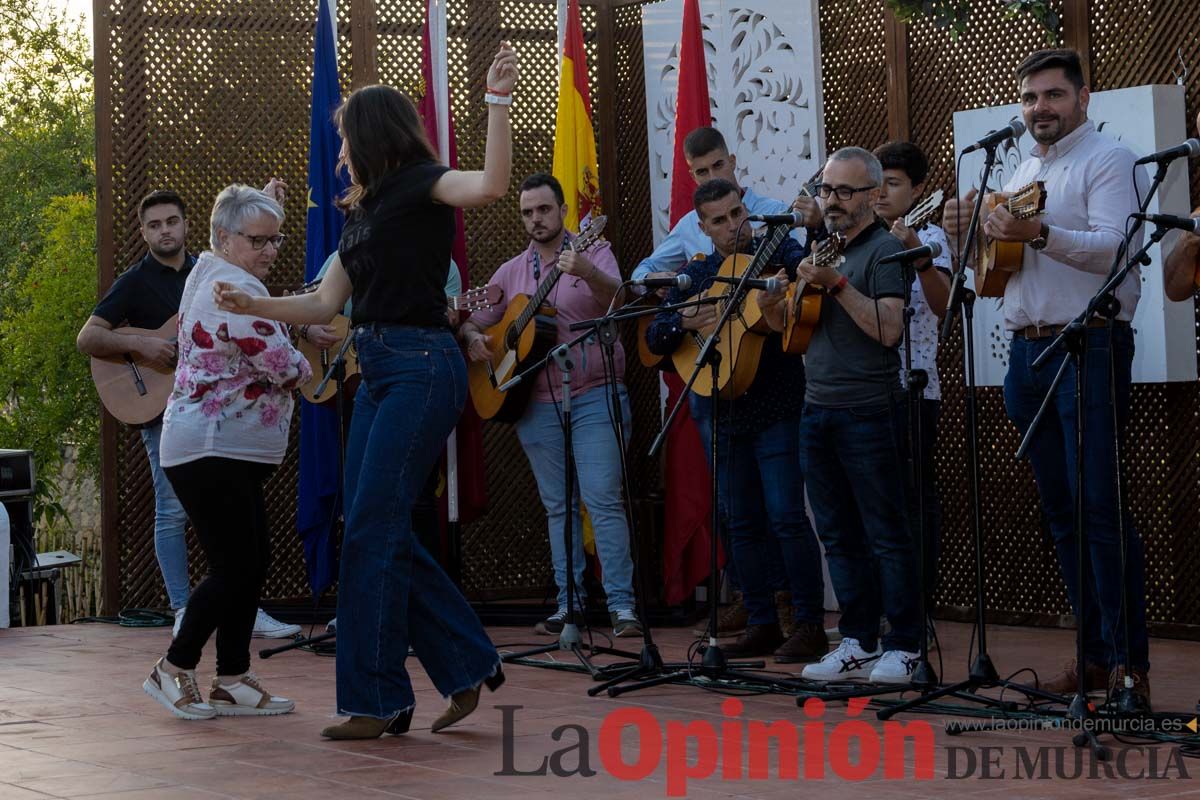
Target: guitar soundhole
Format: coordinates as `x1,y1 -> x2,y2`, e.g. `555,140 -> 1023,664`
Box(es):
505,324 -> 519,351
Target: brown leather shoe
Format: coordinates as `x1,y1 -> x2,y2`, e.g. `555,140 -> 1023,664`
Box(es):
720,622 -> 785,658
1041,659 -> 1108,696
431,667 -> 505,733
693,592 -> 747,637
773,622 -> 829,663
776,592 -> 794,639
320,715 -> 393,740
1110,665 -> 1152,712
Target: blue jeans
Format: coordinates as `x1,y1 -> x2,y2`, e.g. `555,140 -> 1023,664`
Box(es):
1004,326 -> 1148,671
140,423 -> 190,610
691,399 -> 823,627
515,385 -> 636,613
336,325 -> 498,718
800,402 -> 919,652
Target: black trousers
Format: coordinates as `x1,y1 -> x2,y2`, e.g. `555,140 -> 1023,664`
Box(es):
164,457 -> 274,676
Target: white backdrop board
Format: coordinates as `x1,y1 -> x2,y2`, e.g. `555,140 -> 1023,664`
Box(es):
952,84 -> 1197,386
641,0 -> 826,246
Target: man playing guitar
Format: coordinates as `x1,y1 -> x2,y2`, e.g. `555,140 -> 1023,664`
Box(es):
76,188 -> 300,640
943,48 -> 1151,707
782,148 -> 920,684
1163,210 -> 1200,301
643,178 -> 828,662
458,173 -> 641,639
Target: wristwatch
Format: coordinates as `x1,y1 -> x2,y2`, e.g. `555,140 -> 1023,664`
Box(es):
1028,222 -> 1050,251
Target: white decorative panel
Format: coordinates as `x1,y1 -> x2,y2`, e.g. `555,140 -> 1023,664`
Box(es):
641,0 -> 826,245
952,84 -> 1196,386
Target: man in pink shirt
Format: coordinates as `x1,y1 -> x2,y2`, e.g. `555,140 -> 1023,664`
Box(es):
460,173 -> 640,638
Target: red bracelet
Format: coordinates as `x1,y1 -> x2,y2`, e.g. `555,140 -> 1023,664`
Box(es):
827,274 -> 849,297
485,87 -> 511,96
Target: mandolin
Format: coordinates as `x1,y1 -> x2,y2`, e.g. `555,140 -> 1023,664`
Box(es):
90,315 -> 179,425
468,216 -> 607,422
974,181 -> 1046,297
781,233 -> 847,355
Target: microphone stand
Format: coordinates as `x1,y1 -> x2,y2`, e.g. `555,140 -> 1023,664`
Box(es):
865,141 -> 1067,711
260,331 -> 354,659
499,331 -> 643,677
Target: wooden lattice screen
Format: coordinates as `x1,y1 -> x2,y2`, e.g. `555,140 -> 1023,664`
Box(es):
98,0 -> 1200,637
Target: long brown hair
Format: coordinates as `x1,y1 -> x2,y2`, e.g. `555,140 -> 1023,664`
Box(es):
335,85 -> 439,210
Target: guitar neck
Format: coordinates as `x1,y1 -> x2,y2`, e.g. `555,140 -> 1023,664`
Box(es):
515,266 -> 563,332
742,225 -> 792,280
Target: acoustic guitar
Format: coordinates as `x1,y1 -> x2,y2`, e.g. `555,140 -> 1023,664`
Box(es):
298,283 -> 503,405
974,181 -> 1047,297
781,234 -> 847,355
635,252 -> 709,372
670,221 -> 797,398
468,216 -> 608,422
90,315 -> 178,425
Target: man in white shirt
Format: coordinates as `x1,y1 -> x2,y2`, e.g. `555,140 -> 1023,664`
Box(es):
943,49 -> 1151,708
632,127 -> 819,281
872,141 -> 952,609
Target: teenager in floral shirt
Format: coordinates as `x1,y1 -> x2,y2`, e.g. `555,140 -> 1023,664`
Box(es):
143,183 -> 310,721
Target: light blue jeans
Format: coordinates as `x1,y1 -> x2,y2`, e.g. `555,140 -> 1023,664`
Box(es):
140,423 -> 191,610
515,385 -> 636,613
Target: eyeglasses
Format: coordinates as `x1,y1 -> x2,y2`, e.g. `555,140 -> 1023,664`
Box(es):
814,183 -> 877,201
236,231 -> 286,250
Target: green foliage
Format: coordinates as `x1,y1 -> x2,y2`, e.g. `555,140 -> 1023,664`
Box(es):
886,0 -> 1061,43
0,0 -> 95,313
0,0 -> 96,527
0,194 -> 100,526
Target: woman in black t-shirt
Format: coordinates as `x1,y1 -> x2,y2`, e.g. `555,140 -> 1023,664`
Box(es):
214,43 -> 518,741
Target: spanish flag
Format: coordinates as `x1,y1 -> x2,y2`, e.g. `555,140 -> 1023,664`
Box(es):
552,0 -> 600,231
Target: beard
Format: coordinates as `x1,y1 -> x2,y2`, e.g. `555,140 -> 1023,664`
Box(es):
823,201 -> 872,234
530,219 -> 564,244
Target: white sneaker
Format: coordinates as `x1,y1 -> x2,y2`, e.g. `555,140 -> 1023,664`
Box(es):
172,607 -> 185,638
252,608 -> 301,639
801,637 -> 881,682
209,672 -> 295,716
869,650 -> 920,684
143,658 -> 216,720
325,617 -> 337,633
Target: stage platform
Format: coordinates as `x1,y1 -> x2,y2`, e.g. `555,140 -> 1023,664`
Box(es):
0,619 -> 1197,798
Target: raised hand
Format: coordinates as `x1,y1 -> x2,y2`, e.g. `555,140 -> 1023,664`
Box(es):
487,41 -> 519,95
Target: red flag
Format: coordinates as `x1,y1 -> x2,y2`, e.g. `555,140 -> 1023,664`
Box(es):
663,0 -> 719,606
419,2 -> 487,532
668,0 -> 712,227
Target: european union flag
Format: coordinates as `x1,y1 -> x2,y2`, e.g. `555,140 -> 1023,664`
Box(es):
298,0 -> 347,598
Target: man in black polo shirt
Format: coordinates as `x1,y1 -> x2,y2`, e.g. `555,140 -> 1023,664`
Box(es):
793,148 -> 920,685
77,189 -> 299,640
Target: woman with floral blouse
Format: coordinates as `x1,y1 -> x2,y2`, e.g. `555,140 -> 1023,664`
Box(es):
142,183 -> 311,720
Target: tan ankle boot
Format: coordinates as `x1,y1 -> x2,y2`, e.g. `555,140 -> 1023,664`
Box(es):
320,715 -> 392,740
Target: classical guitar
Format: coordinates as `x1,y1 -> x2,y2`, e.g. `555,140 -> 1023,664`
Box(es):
671,221 -> 796,398
904,188 -> 944,232
468,216 -> 608,422
781,233 -> 847,355
90,315 -> 179,425
635,253 -> 709,372
297,283 -> 503,405
975,181 -> 1047,297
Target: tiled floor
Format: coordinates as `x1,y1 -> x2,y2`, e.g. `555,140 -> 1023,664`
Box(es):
0,618 -> 1197,799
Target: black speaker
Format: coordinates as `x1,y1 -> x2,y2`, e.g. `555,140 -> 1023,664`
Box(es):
0,449 -> 34,499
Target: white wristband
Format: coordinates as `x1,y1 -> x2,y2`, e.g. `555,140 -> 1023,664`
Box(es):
485,93 -> 513,106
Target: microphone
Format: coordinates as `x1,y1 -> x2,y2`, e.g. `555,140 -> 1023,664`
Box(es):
708,274 -> 784,293
1130,212 -> 1200,233
1134,138 -> 1200,166
878,241 -> 943,264
961,119 -> 1027,155
746,212 -> 801,226
629,273 -> 693,291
